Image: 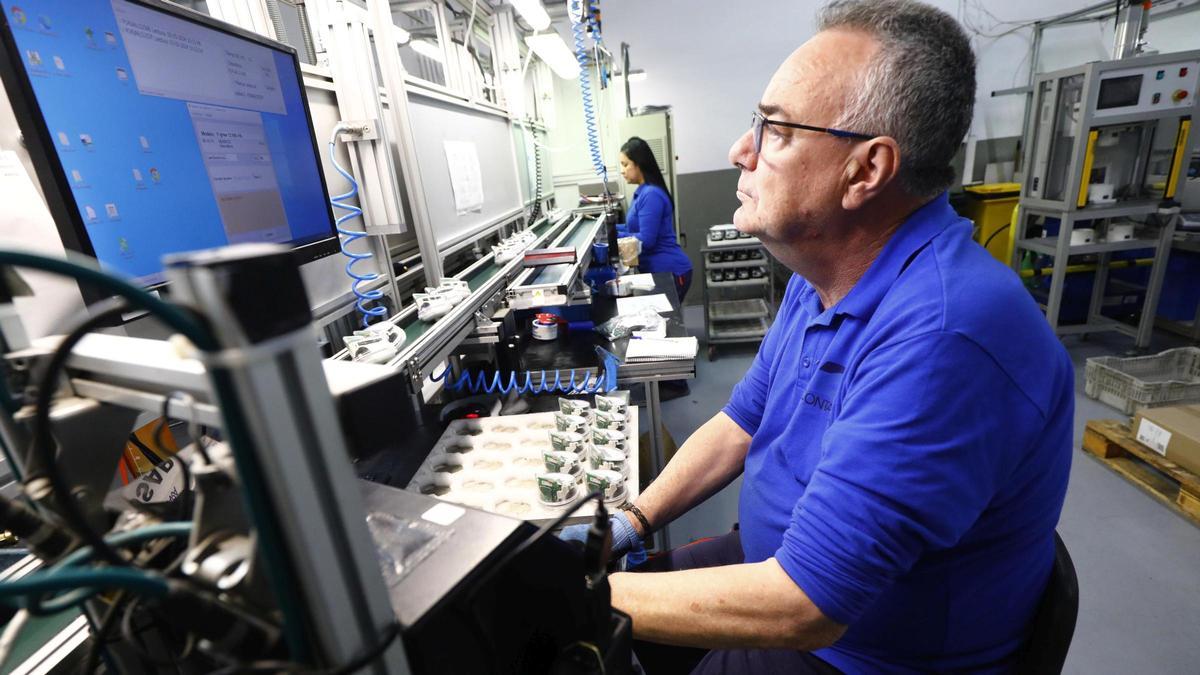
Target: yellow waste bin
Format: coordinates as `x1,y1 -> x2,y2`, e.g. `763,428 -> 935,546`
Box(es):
961,183 -> 1020,263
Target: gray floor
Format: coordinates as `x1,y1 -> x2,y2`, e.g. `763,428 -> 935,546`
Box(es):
653,306 -> 1200,674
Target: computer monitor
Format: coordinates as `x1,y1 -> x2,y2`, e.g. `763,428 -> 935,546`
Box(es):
0,0 -> 339,303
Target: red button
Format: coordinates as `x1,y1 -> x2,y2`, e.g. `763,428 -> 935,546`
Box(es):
1174,89 -> 1189,102
1181,67 -> 1190,77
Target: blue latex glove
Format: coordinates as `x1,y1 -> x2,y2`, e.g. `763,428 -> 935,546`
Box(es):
559,512 -> 645,562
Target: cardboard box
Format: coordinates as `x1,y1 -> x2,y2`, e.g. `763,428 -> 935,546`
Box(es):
1132,404 -> 1200,477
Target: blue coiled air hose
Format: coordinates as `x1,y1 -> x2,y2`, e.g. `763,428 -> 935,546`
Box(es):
431,347 -> 620,395
570,0 -> 608,187
328,125 -> 387,328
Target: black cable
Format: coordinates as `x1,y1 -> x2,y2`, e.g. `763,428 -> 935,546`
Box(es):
528,140 -> 544,224
120,594 -> 184,669
206,621 -> 401,675
126,433 -> 164,466
326,622 -> 402,675
983,223 -> 1010,250
79,591 -> 128,675
156,392 -> 213,466
29,300 -> 133,566
468,491 -> 604,600
0,492 -> 73,560
153,396 -> 194,522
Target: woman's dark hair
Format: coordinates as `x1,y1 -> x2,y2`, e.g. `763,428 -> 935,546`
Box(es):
621,137 -> 672,206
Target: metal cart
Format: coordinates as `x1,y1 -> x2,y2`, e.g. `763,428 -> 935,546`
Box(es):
701,225 -> 776,360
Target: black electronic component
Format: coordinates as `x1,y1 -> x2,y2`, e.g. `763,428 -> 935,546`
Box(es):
0,494 -> 74,560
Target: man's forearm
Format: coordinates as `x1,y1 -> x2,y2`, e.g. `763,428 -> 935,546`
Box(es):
629,412 -> 749,536
609,559 -> 845,650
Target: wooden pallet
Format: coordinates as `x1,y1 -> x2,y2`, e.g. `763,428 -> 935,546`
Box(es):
1082,419 -> 1200,528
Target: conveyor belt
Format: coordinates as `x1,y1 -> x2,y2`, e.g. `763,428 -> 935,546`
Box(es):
350,216 -> 561,352
330,213 -> 571,386
506,213 -> 606,309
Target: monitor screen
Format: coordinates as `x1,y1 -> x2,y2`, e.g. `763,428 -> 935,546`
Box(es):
0,0 -> 338,290
1097,74 -> 1143,111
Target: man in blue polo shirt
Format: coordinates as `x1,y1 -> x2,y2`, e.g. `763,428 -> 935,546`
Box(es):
597,0 -> 1075,673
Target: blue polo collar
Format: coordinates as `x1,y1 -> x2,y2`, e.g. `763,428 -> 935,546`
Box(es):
799,193 -> 956,325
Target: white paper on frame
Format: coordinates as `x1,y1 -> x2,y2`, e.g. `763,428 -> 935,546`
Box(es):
443,140 -> 484,215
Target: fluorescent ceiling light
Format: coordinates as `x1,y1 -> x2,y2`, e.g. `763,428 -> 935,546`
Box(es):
509,0 -> 551,31
393,26 -> 411,45
411,39 -> 444,63
628,69 -> 647,82
525,33 -> 580,80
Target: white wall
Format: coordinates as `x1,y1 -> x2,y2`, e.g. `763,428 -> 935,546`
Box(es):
602,0 -> 1200,175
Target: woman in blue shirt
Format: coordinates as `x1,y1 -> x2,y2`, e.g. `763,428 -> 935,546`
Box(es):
618,137 -> 694,302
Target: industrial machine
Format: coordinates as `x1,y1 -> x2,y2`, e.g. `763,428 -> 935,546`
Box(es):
0,0 -> 644,671
1012,50 -> 1199,348
0,245 -> 632,673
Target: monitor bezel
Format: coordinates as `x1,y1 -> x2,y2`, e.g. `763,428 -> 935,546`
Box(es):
0,0 -> 342,307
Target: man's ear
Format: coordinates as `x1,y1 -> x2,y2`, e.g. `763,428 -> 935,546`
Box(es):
842,137 -> 901,210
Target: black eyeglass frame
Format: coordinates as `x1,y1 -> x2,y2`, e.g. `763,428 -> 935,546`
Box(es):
751,110 -> 876,156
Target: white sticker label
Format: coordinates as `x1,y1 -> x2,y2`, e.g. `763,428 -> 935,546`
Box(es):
1136,419 -> 1172,456
421,502 -> 466,526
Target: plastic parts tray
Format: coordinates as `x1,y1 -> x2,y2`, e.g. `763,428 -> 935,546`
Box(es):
405,407 -> 639,526
1085,347 -> 1200,414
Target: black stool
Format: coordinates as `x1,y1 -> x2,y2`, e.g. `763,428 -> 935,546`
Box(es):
1016,532 -> 1079,674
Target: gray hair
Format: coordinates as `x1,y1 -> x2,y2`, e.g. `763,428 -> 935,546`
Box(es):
818,0 -> 975,198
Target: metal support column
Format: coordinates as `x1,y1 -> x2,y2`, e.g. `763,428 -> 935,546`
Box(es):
1044,213 -> 1076,333
1138,211 -> 1180,346
1087,251 -> 1112,325
643,380 -> 670,551
366,0 -> 445,286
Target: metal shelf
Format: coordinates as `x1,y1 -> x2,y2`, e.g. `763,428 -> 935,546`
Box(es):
1017,236 -> 1162,256
708,317 -> 769,341
703,238 -> 774,359
703,237 -> 763,250
704,257 -> 766,269
1020,199 -> 1165,220
706,277 -> 769,288
709,299 -> 770,322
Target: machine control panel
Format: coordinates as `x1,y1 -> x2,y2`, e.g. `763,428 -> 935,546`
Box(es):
1093,59 -> 1200,118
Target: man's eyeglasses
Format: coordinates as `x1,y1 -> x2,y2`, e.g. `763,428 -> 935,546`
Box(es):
750,110 -> 875,157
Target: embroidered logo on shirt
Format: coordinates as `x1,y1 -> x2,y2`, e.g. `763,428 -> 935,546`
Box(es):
803,392 -> 833,412
819,361 -> 845,374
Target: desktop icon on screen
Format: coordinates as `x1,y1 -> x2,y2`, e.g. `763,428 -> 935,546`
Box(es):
84,27 -> 95,45
84,205 -> 97,222
10,7 -> 26,26
25,50 -> 41,67
139,136 -> 150,151
149,168 -> 161,183
104,31 -> 116,46
53,55 -> 64,71
105,203 -> 119,219
116,67 -> 128,82
37,15 -> 50,31
132,168 -> 143,182
79,133 -> 93,148
57,131 -> 70,147
71,169 -> 83,184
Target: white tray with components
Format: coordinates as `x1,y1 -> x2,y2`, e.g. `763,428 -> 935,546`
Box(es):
404,401 -> 640,527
